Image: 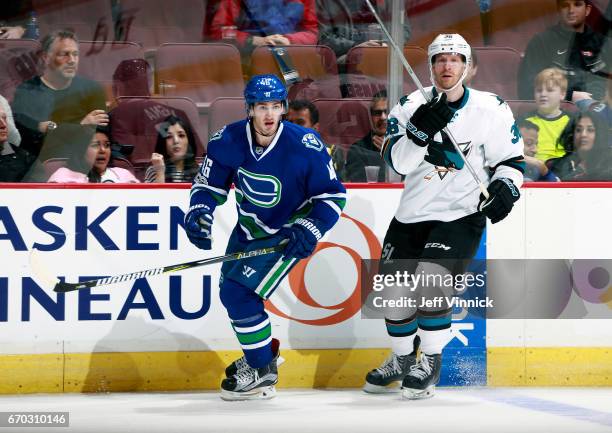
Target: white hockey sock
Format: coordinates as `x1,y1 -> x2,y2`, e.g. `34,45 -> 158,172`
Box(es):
390,334 -> 418,356
418,328 -> 452,355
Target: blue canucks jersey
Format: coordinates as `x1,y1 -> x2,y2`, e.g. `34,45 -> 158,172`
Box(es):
190,119 -> 346,242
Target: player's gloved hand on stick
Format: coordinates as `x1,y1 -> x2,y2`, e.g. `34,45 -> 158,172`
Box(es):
184,204 -> 213,250
424,132 -> 465,170
280,218 -> 322,260
406,92 -> 454,147
478,178 -> 520,224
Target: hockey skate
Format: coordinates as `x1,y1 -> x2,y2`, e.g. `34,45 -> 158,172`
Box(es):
224,338 -> 284,378
220,354 -> 280,401
363,336 -> 419,393
401,353 -> 442,400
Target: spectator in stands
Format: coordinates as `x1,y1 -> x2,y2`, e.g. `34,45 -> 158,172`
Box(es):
464,48 -> 478,86
0,0 -> 36,39
523,68 -> 571,162
108,60 -> 202,169
286,99 -> 345,176
287,99 -> 319,130
518,0 -> 612,101
111,58 -> 151,105
0,94 -> 21,146
47,125 -> 138,183
11,29 -> 107,160
572,75 -> 612,147
209,0 -> 317,53
519,119 -> 559,181
145,115 -> 199,183
550,110 -> 612,179
344,89 -> 387,182
0,104 -> 34,182
316,0 -> 411,62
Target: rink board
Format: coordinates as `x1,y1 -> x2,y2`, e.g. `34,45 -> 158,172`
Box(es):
0,183 -> 611,392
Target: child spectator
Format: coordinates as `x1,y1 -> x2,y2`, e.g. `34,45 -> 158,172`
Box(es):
145,115 -> 199,183
524,68 -> 571,162
550,110 -> 612,180
518,119 -> 559,181
47,125 -> 139,183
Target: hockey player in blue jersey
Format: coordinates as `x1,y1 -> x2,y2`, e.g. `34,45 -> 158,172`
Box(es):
184,74 -> 346,401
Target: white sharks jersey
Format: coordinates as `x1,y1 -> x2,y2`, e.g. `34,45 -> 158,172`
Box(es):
381,86 -> 524,223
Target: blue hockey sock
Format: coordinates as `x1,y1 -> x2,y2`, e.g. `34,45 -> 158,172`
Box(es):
231,313 -> 273,368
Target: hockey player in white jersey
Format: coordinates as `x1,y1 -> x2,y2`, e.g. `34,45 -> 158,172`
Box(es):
363,34 -> 525,399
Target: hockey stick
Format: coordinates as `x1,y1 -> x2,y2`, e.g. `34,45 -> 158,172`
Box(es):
363,0 -> 489,198
49,243 -> 286,293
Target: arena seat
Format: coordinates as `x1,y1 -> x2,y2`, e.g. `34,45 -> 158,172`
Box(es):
77,41 -> 145,102
471,47 -> 521,100
34,0 -> 114,42
0,39 -> 42,102
344,46 -> 428,98
208,97 -> 245,138
312,98 -> 372,150
155,43 -> 244,105
250,45 -> 341,100
114,0 -> 206,49
111,96 -> 206,166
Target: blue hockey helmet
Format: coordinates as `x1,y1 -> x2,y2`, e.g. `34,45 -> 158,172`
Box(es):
244,74 -> 288,113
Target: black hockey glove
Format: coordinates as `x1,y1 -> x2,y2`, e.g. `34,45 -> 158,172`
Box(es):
478,178 -> 520,224
406,92 -> 454,147
424,132 -> 465,170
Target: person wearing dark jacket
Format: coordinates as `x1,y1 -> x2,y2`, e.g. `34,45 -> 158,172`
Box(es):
344,90 -> 388,182
0,0 -> 35,39
0,105 -> 34,182
518,0 -> 612,101
316,0 -> 411,61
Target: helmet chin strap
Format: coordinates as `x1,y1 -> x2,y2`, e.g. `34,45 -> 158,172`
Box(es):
430,64 -> 469,95
249,118 -> 279,139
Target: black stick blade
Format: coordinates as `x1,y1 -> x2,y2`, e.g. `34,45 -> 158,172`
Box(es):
53,281 -> 85,293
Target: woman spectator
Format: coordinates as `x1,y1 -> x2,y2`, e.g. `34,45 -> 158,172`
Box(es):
550,111 -> 612,181
145,115 -> 199,183
47,125 -> 139,183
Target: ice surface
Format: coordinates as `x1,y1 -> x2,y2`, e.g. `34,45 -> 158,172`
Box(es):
0,387 -> 611,433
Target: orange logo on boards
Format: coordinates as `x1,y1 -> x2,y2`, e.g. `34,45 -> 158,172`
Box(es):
265,214 -> 381,326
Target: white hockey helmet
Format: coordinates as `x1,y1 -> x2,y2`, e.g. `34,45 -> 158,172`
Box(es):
427,33 -> 471,92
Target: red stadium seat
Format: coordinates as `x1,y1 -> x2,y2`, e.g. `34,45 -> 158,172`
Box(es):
155,43 -> 244,105
34,0 -> 114,42
250,45 -> 341,100
408,0 -> 484,48
111,96 -> 206,166
470,47 -> 521,100
77,41 -> 145,102
208,97 -> 246,137
344,46 -> 429,98
0,39 -> 42,102
312,98 -> 372,150
113,0 -> 206,49
488,0 -> 558,51
42,157 -> 67,180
